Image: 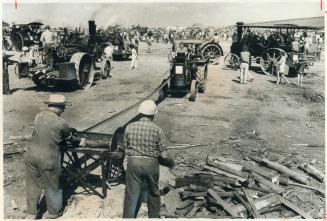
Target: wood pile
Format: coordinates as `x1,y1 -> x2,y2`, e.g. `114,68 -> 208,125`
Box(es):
161,155 -> 325,218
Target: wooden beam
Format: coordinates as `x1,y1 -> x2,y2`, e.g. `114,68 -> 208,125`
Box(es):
251,172 -> 284,194
243,163 -> 279,183
202,165 -> 246,182
233,193 -> 281,214
241,188 -> 261,218
262,158 -> 308,184
207,189 -> 240,218
298,163 -> 324,182
234,192 -> 252,218
207,160 -> 248,178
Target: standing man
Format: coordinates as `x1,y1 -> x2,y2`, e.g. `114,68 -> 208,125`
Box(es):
24,94 -> 73,219
122,100 -> 175,218
239,44 -> 251,84
129,44 -> 137,70
291,37 -> 300,52
276,51 -> 289,85
40,25 -> 55,67
147,35 -> 152,53
3,51 -> 11,95
103,42 -> 114,62
24,94 -> 105,219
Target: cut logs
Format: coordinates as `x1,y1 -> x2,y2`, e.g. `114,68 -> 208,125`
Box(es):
261,158 -> 309,184
299,163 -> 325,182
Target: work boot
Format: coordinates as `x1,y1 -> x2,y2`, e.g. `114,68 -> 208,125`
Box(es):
42,211 -> 62,219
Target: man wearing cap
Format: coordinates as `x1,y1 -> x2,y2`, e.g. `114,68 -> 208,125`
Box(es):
24,94 -> 104,219
122,100 -> 175,218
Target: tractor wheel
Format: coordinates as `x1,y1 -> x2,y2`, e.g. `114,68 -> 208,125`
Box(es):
306,56 -> 315,66
189,80 -> 197,101
260,48 -> 286,75
70,52 -> 94,89
201,43 -> 223,63
11,32 -> 24,51
107,127 -> 125,182
101,59 -> 111,79
224,53 -> 240,70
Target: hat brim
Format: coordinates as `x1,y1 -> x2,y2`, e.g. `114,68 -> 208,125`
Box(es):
44,101 -> 72,106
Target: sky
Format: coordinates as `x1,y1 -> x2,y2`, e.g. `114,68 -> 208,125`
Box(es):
2,1 -> 323,28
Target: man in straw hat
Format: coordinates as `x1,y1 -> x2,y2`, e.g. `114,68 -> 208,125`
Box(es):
122,100 -> 175,218
24,94 -> 106,219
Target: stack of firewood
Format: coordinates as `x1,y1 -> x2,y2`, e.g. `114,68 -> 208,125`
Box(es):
161,155 -> 325,218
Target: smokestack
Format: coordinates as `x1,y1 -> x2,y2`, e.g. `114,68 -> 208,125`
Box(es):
236,22 -> 244,43
89,20 -> 97,45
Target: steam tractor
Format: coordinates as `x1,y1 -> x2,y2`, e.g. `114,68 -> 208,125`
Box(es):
224,22 -> 321,76
11,21 -> 111,89
161,41 -> 208,101
9,22 -> 43,51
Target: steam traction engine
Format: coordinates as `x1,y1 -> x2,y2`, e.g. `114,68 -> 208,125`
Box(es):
224,22 -> 321,76
12,20 -> 111,89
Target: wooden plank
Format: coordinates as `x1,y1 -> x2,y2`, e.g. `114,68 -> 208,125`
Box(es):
262,158 -> 308,184
243,163 -> 279,183
289,182 -> 325,196
241,188 -> 261,218
202,165 -> 246,182
299,163 -> 324,182
279,197 -> 312,219
207,188 -> 240,218
207,160 -> 248,178
251,172 -> 284,194
234,192 -> 252,218
178,199 -> 194,209
233,193 -> 281,214
218,162 -> 243,171
175,173 -> 238,188
175,203 -> 194,216
186,200 -> 207,217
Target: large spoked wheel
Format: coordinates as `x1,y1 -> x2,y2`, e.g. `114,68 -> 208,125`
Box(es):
260,48 -> 285,75
189,80 -> 197,101
202,43 -> 222,63
101,59 -> 111,79
224,53 -> 240,70
70,52 -> 94,89
107,127 -> 125,182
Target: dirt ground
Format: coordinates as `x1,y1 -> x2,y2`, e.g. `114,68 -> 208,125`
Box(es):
3,40 -> 325,218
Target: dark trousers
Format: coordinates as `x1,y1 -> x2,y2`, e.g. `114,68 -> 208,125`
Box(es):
123,157 -> 160,218
24,156 -> 62,216
2,60 -> 10,95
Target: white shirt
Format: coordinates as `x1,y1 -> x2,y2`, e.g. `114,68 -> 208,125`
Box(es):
104,46 -> 113,58
279,55 -> 286,73
40,29 -> 54,45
